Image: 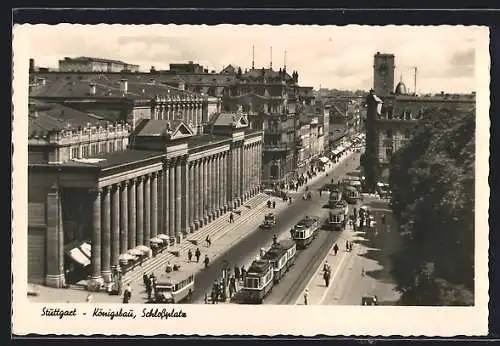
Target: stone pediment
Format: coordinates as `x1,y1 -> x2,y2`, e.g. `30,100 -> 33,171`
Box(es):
165,120 -> 195,140
135,119 -> 194,141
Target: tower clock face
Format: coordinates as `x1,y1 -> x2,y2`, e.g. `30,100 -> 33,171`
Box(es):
378,63 -> 388,75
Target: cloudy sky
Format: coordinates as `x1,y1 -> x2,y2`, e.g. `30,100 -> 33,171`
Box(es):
16,24 -> 486,93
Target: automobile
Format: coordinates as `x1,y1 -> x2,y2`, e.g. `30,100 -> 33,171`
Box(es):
361,295 -> 378,305
260,213 -> 277,229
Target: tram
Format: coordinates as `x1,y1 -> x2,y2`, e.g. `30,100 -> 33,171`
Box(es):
240,260 -> 274,304
292,216 -> 321,249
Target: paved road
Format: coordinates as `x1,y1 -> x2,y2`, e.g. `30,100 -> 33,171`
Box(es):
190,152 -> 362,303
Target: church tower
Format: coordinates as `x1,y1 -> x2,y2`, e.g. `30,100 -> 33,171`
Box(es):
373,52 -> 395,97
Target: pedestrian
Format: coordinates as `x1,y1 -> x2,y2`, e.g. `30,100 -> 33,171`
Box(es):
123,284 -> 132,304
273,234 -> 278,244
86,293 -> 94,303
204,255 -> 210,269
323,261 -> 330,273
272,200 -> 276,209
319,189 -> 322,197
229,212 -> 234,223
234,265 -> 240,282
290,228 -> 295,239
324,270 -> 331,287
241,265 -> 246,282
349,242 -> 353,252
195,248 -> 201,263
361,267 -> 365,277
267,200 -> 272,208
142,272 -> 149,287
188,249 -> 193,262
206,235 -> 211,247
230,276 -> 236,293
381,214 -> 386,225
146,281 -> 152,300
346,240 -> 350,252
304,289 -> 309,305
204,292 -> 208,304
333,243 -> 339,256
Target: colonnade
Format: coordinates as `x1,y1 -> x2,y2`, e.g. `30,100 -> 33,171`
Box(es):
151,99 -> 204,131
89,139 -> 262,283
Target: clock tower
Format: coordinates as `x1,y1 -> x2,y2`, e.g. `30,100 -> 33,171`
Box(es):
373,52 -> 395,97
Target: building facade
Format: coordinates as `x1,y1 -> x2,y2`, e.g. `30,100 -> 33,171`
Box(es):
28,112 -> 263,288
365,52 -> 476,182
58,57 -> 140,73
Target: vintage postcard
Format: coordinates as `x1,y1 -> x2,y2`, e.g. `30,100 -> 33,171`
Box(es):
12,24 -> 490,336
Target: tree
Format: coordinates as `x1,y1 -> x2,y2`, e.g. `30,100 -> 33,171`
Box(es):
389,106 -> 475,306
237,67 -> 242,78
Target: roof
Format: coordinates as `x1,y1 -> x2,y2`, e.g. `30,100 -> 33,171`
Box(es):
65,149 -> 164,169
241,67 -> 293,81
30,74 -> 196,100
395,81 -> 407,95
134,119 -> 194,138
247,260 -> 272,274
209,112 -> 249,128
296,216 -> 320,228
262,244 -> 287,261
28,101 -> 112,138
60,56 -> 135,66
278,239 -> 296,250
155,268 -> 195,285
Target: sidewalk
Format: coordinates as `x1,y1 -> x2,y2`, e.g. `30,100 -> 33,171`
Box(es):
295,222 -> 358,305
28,193 -> 283,303
296,196 -> 401,306
284,149 -> 356,197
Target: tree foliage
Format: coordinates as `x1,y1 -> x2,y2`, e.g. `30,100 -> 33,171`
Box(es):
389,106 -> 475,306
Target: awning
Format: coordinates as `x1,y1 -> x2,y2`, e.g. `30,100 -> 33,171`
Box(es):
136,245 -> 151,254
79,242 -> 91,259
319,156 -> 330,164
157,234 -> 169,241
68,248 -> 91,267
150,237 -> 164,244
332,149 -> 340,156
127,249 -> 144,256
119,253 -> 137,261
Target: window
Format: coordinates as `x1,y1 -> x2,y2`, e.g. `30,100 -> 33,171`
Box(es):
81,145 -> 89,158
70,147 -> 79,159
245,277 -> 259,289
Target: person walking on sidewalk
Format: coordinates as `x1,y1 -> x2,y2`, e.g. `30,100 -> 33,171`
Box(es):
272,200 -> 276,209
241,265 -> 246,283
303,289 -> 309,305
123,284 -> 132,304
229,212 -> 234,223
204,255 -> 210,269
195,248 -> 201,263
324,269 -> 331,287
188,249 -> 193,262
206,235 -> 212,247
267,200 -> 272,208
346,240 -> 350,252
333,243 -> 339,256
234,265 -> 240,283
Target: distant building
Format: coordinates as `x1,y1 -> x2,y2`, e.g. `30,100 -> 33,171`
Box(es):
169,61 -> 206,74
365,52 -> 476,182
58,57 -> 139,73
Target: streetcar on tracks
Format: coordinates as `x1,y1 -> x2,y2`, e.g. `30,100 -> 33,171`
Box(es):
150,270 -> 195,304
280,239 -> 297,270
240,259 -> 274,304
328,187 -> 343,208
262,242 -> 288,284
292,216 -> 321,249
343,185 -> 360,204
325,208 -> 347,231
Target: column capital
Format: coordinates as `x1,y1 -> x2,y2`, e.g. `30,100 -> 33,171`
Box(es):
120,181 -> 129,189
150,171 -> 158,179
135,176 -> 144,184
89,187 -> 103,195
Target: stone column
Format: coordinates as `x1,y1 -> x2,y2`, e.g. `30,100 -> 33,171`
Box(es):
181,156 -> 189,235
163,163 -> 170,237
101,186 -> 111,283
151,172 -> 158,239
143,175 -> 151,245
110,184 -> 120,268
45,185 -> 64,288
214,153 -> 220,216
189,161 -> 196,232
169,161 -> 176,239
156,171 -> 163,236
119,181 -> 128,254
249,144 -> 254,196
128,179 -> 136,249
175,158 -> 182,242
207,156 -> 214,221
242,145 -> 247,201
202,157 -> 208,224
136,177 -> 144,246
90,188 -> 102,286
197,158 -> 203,228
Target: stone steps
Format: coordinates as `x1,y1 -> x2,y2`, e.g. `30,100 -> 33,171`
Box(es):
122,193 -> 269,285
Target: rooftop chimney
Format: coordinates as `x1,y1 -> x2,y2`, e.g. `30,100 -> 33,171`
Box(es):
120,79 -> 128,94
89,82 -> 96,96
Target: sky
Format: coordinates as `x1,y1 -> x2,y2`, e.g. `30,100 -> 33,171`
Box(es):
16,24 -> 487,94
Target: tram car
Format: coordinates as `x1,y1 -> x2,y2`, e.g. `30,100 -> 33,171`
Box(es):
279,239 -> 297,270
343,185 -> 360,204
262,242 -> 288,284
325,208 -> 347,231
328,187 -> 343,208
292,216 -> 321,249
241,259 -> 274,304
151,271 -> 195,304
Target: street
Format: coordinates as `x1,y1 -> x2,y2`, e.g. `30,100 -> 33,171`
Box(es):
191,152 -> 361,303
